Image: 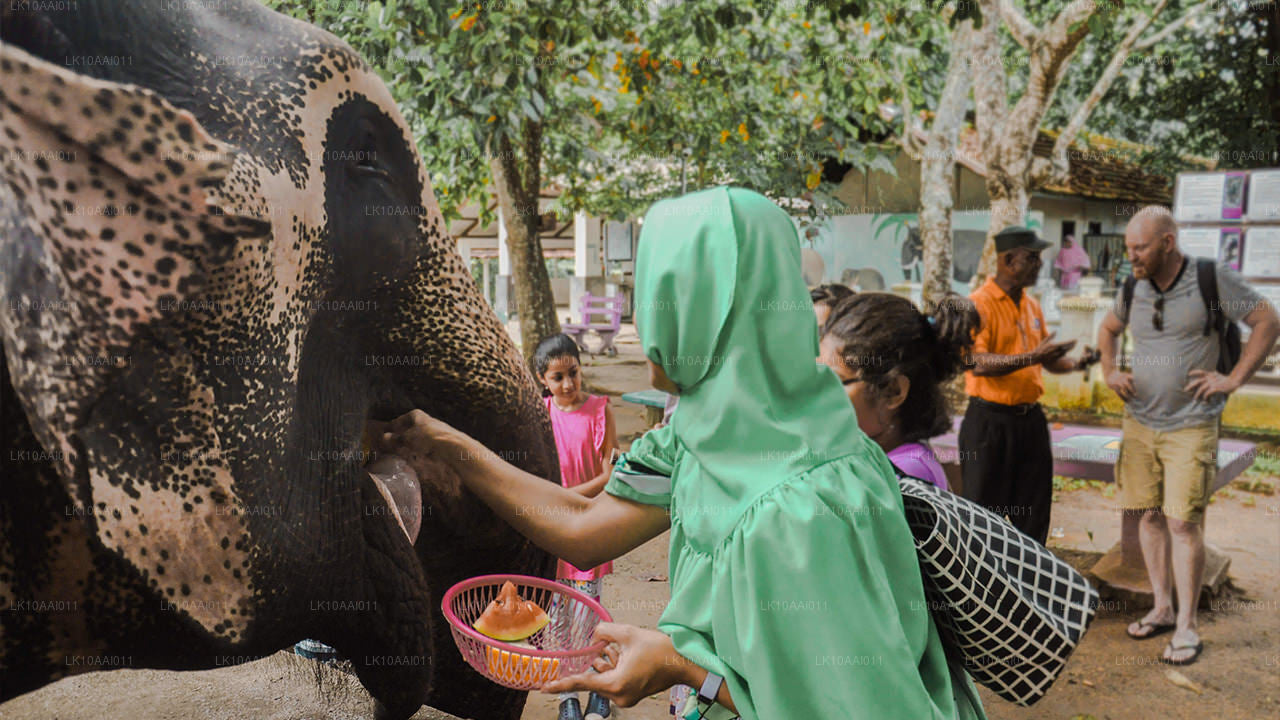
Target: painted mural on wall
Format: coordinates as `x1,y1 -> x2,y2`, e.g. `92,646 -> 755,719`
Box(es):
798,210 -> 1046,293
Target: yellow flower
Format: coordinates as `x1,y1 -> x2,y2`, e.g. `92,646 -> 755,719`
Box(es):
806,171 -> 821,190
737,122 -> 749,141
802,21 -> 811,29
450,9 -> 462,20
486,114 -> 496,123
719,129 -> 731,144
460,14 -> 477,31
672,59 -> 682,70
862,21 -> 871,35
591,97 -> 602,114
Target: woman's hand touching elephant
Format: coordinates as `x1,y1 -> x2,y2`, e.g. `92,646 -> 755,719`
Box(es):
376,409 -> 466,501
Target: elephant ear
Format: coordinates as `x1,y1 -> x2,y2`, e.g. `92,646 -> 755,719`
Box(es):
0,44 -> 269,633
0,43 -> 267,480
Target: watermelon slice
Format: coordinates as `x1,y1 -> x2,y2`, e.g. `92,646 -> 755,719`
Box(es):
473,581 -> 550,642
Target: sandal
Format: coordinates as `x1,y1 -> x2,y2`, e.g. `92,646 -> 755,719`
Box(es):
1126,620 -> 1176,640
1162,639 -> 1204,666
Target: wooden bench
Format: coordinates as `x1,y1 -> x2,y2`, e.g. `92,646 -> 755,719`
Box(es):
563,293 -> 624,357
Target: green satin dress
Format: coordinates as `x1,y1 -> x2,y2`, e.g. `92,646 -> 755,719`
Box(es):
605,186 -> 985,720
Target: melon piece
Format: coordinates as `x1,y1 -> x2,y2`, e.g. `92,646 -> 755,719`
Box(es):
473,582 -> 549,642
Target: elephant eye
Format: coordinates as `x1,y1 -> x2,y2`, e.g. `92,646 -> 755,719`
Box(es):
352,160 -> 390,182
350,127 -> 390,181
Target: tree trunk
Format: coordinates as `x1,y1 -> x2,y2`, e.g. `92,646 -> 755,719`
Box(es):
1267,0 -> 1280,165
971,0 -> 1096,282
919,21 -> 974,312
969,0 -> 1182,283
489,127 -> 560,370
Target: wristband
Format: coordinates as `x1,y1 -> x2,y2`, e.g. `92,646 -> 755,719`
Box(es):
697,671 -> 723,707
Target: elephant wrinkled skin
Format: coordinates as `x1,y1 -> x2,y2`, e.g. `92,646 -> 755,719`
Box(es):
0,2 -> 558,718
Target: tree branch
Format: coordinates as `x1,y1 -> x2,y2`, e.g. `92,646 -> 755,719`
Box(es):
1045,0 -> 1172,187
899,81 -> 924,161
999,0 -> 1039,51
971,1 -> 1008,164
1134,1 -> 1210,52
996,0 -> 1097,185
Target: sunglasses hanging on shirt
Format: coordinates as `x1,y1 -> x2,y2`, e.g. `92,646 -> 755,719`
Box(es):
1150,256 -> 1188,333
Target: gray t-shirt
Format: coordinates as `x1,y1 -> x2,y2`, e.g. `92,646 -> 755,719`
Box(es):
1116,260 -> 1263,430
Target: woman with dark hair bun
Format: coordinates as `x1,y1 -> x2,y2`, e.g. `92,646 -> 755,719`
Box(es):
818,292 -> 980,489
809,283 -> 854,327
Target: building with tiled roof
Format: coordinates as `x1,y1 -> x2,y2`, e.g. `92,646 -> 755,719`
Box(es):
813,125 -> 1209,298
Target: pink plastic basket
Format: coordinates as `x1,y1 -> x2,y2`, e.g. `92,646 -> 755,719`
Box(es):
442,574 -> 613,691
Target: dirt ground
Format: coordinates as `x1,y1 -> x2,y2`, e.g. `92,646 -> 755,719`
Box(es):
4,327 -> 1277,720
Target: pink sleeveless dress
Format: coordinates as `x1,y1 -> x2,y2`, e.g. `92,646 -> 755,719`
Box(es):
545,394 -> 613,580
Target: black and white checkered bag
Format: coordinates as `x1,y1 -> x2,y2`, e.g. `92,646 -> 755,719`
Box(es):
897,476 -> 1100,706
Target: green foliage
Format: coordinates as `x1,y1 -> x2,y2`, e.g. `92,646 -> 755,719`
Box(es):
552,2 -> 924,220
264,0 -> 935,223
1052,476 -> 1115,498
1045,1 -> 1278,175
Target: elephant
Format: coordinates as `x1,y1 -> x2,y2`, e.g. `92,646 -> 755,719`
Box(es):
0,2 -> 558,718
900,227 -> 987,285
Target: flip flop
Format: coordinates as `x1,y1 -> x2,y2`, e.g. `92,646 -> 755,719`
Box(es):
1126,620 -> 1176,640
1162,639 -> 1204,666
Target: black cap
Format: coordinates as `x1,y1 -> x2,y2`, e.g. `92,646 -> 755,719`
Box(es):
994,225 -> 1051,253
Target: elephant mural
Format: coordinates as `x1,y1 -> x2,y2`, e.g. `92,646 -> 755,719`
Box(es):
0,2 -> 557,719
899,227 -> 988,285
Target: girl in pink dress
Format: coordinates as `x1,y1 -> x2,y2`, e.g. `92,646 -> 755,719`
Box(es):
534,334 -> 618,720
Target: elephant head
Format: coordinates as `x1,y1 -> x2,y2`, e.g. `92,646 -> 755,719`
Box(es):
0,2 -> 557,718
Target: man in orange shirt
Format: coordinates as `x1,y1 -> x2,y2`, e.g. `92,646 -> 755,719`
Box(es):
961,226 -> 1085,544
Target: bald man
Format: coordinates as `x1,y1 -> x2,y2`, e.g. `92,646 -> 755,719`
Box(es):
1098,205 -> 1279,666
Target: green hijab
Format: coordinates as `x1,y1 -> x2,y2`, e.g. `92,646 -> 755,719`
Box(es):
633,186 -> 864,521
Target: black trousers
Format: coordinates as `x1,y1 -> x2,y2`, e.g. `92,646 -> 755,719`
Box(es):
958,397 -> 1054,545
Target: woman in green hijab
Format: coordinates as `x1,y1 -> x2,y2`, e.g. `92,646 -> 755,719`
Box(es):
382,187 -> 984,719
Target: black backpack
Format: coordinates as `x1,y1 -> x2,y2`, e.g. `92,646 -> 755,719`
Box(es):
1119,258 -> 1242,374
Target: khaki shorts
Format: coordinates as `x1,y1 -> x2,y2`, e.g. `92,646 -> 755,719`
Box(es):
1116,414 -> 1218,524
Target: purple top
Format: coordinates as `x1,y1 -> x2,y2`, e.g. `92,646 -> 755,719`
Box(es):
887,441 -> 949,491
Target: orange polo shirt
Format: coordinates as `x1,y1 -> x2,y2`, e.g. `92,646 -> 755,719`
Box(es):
964,277 -> 1048,406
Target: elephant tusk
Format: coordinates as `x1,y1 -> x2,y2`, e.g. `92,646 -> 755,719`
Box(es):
366,455 -> 423,544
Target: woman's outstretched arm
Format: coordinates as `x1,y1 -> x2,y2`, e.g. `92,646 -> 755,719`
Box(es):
381,410 -> 670,570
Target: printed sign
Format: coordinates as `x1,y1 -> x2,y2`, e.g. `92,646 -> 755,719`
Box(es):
1246,170 -> 1280,222
1175,173 -> 1228,223
1178,227 -> 1221,260
1243,226 -> 1280,278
